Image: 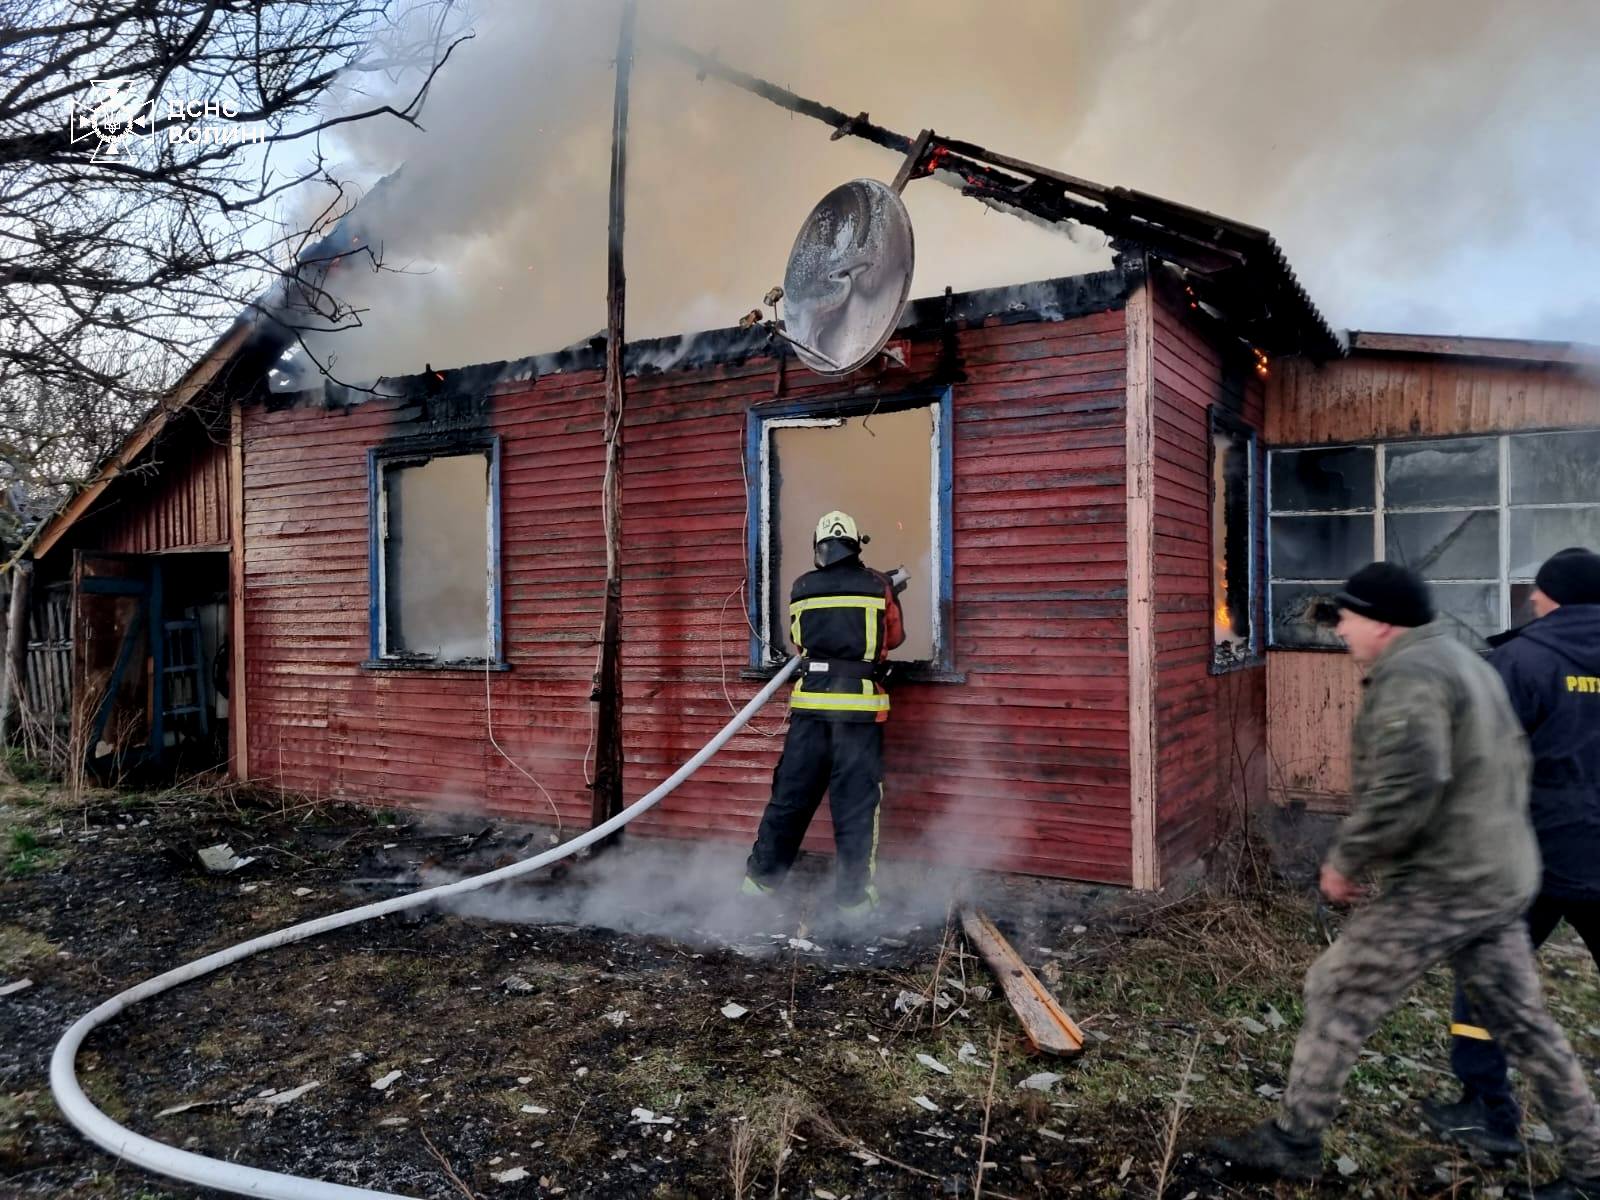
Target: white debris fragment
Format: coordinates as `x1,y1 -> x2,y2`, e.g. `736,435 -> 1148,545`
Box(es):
1037,1127 -> 1066,1142
957,1042 -> 984,1067
198,843 -> 256,873
1334,1154 -> 1359,1177
787,937 -> 821,952
893,989 -> 928,1013
602,1009 -> 628,1027
231,1081 -> 322,1116
0,978 -> 34,997
379,1117 -> 409,1127
490,1165 -> 529,1183
1263,1004 -> 1287,1030
516,1075 -> 532,1084
293,887 -> 313,897
1236,1016 -> 1269,1036
1118,1156 -> 1133,1181
371,1070 -> 401,1091
520,1104 -> 549,1115
720,1002 -> 748,1020
850,1149 -> 881,1166
631,1108 -> 675,1125
916,1053 -> 951,1075
574,1067 -> 589,1079
1071,924 -> 1087,934
815,1190 -> 839,1199
911,1095 -> 940,1112
1019,1072 -> 1064,1093
1255,1083 -> 1284,1100
501,975 -> 536,994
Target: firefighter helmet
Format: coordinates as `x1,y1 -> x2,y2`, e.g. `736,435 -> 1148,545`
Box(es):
813,510 -> 863,568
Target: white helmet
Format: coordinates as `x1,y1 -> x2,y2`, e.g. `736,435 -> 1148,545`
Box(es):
813,510 -> 864,567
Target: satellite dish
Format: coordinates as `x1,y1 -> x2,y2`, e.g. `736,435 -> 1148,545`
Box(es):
781,178 -> 915,376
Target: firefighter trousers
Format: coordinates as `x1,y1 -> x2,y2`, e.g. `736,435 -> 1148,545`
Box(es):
1449,893 -> 1600,1121
745,717 -> 883,908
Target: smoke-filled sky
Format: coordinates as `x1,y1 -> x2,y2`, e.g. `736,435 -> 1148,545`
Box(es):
315,0 -> 1600,381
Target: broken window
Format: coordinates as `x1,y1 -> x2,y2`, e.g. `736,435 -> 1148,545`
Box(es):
368,443 -> 500,665
749,392 -> 952,672
1267,430 -> 1600,648
1210,410 -> 1257,672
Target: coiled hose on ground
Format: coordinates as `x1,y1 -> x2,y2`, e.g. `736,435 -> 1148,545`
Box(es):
49,657 -> 800,1200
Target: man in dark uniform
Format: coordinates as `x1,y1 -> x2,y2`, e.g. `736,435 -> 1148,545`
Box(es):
742,510 -> 906,924
1210,562 -> 1600,1197
1423,547 -> 1600,1159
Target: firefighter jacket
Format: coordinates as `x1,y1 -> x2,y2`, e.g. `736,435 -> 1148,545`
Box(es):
786,556 -> 906,722
1488,603 -> 1600,900
1326,622 -> 1539,908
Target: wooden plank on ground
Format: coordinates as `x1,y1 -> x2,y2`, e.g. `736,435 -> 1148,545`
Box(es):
960,907 -> 1086,1057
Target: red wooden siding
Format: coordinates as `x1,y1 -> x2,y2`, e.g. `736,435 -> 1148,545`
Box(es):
69,419 -> 232,555
242,307 -> 1135,883
1148,291 -> 1268,878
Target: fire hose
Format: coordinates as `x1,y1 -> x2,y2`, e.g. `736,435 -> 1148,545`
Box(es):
50,656 -> 801,1200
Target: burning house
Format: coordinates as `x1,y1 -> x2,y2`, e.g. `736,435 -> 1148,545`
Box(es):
7,50 -> 1600,894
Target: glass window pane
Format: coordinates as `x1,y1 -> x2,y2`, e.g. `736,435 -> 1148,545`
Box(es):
1429,582 -> 1499,645
1509,507 -> 1600,579
1269,446 -> 1376,512
1269,584 -> 1343,649
1270,514 -> 1375,581
1509,430 -> 1600,504
1510,582 -> 1541,629
1384,439 -> 1498,509
1384,510 -> 1499,580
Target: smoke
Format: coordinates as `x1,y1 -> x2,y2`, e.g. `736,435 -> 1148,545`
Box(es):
433,835 -> 989,950
305,0 -> 1600,385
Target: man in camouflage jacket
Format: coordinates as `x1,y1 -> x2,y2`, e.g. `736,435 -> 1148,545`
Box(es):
1210,562 -> 1600,1199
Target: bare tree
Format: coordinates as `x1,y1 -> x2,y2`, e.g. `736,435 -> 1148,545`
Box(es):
0,0 -> 468,516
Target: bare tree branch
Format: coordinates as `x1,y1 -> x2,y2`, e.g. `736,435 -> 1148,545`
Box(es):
0,0 -> 469,538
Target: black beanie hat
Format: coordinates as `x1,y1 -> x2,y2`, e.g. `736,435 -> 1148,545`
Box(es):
1334,561 -> 1435,628
1535,546 -> 1600,606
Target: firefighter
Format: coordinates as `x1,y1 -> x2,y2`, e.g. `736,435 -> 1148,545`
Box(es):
741,510 -> 906,926
1423,546 -> 1600,1160
1209,562 -> 1600,1196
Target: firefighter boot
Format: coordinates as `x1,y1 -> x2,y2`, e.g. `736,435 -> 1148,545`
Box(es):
1420,1093 -> 1524,1158
1207,1118 -> 1323,1182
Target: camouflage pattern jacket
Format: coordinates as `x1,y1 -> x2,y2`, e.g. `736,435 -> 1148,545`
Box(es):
1327,623 -> 1540,908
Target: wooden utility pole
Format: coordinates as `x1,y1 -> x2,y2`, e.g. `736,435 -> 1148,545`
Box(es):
591,0 -> 636,843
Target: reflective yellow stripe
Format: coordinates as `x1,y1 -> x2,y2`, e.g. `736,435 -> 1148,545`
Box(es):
864,604 -> 878,661
790,692 -> 890,712
1450,1022 -> 1493,1040
867,790 -> 881,879
790,596 -> 887,616
790,679 -> 889,712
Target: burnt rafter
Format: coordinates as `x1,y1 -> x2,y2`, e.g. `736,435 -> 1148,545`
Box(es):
651,36 -> 1342,361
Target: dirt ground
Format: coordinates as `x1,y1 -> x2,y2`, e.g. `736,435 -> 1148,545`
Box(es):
3,768 -> 1598,1200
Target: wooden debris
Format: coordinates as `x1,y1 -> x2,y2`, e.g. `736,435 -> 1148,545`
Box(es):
960,908 -> 1085,1057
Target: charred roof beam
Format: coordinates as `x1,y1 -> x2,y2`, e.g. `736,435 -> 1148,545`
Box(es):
652,34 -> 1341,360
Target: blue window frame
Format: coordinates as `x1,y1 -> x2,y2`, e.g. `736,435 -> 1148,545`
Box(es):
744,387 -> 957,680
365,436 -> 504,669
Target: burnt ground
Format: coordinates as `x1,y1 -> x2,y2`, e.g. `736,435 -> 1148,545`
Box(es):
3,769 -> 1598,1200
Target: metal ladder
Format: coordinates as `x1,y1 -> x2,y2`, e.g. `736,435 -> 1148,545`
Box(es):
160,618 -> 210,742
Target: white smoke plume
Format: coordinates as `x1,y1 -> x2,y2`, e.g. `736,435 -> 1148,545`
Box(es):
305,0 -> 1600,385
